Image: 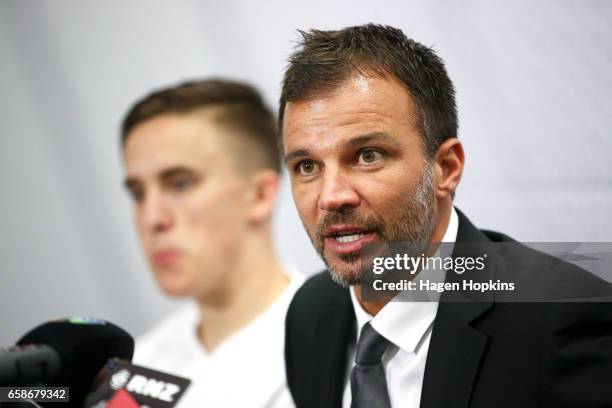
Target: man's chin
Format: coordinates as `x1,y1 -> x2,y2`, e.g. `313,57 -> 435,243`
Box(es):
154,273 -> 193,298
325,256 -> 363,287
158,282 -> 192,298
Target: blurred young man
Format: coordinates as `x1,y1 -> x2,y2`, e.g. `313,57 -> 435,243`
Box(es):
121,79 -> 302,407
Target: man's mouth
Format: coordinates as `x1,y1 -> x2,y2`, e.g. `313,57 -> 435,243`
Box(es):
323,226 -> 378,256
334,232 -> 366,243
151,248 -> 180,268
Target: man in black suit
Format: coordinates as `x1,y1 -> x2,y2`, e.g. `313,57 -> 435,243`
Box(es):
278,24 -> 612,407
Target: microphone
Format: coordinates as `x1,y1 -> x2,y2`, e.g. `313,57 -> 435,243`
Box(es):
0,344 -> 61,386
1,318 -> 134,408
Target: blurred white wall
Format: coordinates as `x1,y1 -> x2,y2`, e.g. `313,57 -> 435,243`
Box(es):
1,0 -> 611,345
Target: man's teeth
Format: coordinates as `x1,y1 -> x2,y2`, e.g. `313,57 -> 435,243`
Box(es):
335,233 -> 365,243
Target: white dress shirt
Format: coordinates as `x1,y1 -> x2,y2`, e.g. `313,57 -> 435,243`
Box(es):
343,208 -> 459,408
134,269 -> 303,408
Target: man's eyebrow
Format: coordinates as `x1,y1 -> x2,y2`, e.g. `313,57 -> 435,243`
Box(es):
123,176 -> 139,190
158,166 -> 195,179
345,132 -> 400,148
284,149 -> 312,164
283,132 -> 399,163
123,166 -> 195,189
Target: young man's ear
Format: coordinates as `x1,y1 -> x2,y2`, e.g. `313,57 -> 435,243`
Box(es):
246,170 -> 280,224
434,138 -> 464,199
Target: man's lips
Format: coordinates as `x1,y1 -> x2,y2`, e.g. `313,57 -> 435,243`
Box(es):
151,249 -> 180,267
323,225 -> 378,256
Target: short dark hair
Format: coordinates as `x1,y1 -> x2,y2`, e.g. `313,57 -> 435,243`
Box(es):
279,24 -> 457,157
122,79 -> 281,173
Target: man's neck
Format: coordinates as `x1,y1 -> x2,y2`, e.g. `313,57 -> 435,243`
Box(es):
196,233 -> 289,351
355,201 -> 453,316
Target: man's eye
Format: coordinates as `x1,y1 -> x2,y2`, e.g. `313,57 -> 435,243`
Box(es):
128,188 -> 144,203
357,149 -> 383,164
297,160 -> 319,176
164,176 -> 195,192
172,178 -> 193,190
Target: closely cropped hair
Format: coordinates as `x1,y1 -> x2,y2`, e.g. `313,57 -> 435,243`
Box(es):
279,24 -> 457,156
122,79 -> 281,173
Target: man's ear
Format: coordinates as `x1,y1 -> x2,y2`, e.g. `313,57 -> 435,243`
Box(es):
434,138 -> 464,199
246,170 -> 280,224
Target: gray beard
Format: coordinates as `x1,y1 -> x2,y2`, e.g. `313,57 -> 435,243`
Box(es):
308,160 -> 437,287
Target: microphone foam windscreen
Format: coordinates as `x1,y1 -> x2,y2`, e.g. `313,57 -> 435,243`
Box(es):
17,318 -> 134,408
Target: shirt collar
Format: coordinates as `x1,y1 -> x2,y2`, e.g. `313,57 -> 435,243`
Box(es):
350,207 -> 459,353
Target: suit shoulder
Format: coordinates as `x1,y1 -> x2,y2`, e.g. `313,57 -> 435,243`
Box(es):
489,238 -> 612,300
481,229 -> 515,243
287,271 -> 347,322
297,270 -> 344,299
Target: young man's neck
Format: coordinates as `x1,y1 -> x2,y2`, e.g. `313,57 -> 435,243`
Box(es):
196,230 -> 289,351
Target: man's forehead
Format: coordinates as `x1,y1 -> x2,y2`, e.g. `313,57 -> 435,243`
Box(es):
284,73 -> 414,122
123,114 -> 225,175
283,78 -> 417,153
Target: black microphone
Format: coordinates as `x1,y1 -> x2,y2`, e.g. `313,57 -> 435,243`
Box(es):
0,344 -> 61,386
1,318 -> 134,408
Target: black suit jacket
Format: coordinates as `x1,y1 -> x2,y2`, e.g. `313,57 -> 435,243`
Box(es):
285,209 -> 612,407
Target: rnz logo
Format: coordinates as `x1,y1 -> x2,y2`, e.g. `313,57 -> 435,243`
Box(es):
109,369 -> 181,402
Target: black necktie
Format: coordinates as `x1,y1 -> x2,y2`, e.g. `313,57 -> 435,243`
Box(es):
350,322 -> 392,408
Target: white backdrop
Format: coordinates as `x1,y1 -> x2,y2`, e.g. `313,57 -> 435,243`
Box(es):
1,0 -> 611,345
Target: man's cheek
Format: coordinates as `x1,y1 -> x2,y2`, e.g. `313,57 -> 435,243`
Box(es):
294,192 -> 316,222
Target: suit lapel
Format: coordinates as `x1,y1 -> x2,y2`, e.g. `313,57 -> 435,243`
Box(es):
420,300 -> 490,408
420,209 -> 495,408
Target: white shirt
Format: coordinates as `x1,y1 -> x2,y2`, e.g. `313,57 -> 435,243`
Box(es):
343,208 -> 459,408
134,270 -> 304,408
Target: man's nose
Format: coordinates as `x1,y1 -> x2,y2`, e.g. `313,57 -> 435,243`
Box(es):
140,191 -> 174,233
317,167 -> 360,213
